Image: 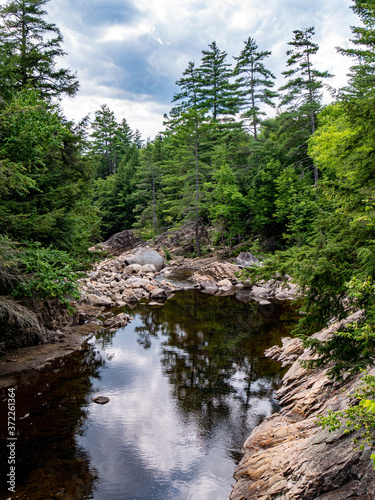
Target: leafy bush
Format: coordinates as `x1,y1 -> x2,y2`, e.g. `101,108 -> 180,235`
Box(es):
13,241 -> 81,301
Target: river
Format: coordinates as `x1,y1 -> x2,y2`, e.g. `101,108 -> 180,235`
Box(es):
0,289 -> 298,500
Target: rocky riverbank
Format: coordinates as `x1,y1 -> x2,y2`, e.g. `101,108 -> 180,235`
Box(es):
78,243 -> 299,311
230,310 -> 375,500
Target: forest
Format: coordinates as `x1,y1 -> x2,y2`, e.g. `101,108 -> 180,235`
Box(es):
0,0 -> 375,450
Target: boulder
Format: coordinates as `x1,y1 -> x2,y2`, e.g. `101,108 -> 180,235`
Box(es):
217,278 -> 232,288
236,252 -> 259,268
250,286 -> 270,298
98,229 -> 141,255
140,264 -> 157,273
125,277 -> 151,289
92,396 -> 110,404
125,248 -> 165,271
124,264 -> 143,274
149,288 -> 168,301
87,294 -> 112,308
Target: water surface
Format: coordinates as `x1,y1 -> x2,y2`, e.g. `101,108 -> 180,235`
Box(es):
0,290 -> 298,500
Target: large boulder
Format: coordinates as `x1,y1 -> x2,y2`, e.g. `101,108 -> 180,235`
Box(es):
125,248 -> 165,271
236,252 -> 259,268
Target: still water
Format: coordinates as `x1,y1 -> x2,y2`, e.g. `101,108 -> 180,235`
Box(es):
0,290 -> 298,500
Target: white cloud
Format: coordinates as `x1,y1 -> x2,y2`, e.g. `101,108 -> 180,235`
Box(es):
46,0 -> 359,138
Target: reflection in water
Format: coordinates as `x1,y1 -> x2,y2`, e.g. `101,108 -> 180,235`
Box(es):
0,344 -> 105,500
0,290 -> 298,500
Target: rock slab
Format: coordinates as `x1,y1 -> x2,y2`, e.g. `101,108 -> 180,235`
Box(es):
231,312 -> 375,500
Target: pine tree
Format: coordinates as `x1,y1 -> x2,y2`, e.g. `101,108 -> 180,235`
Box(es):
133,136 -> 164,235
279,27 -> 332,184
90,104 -> 119,177
233,37 -> 277,140
337,0 -> 375,97
162,109 -> 214,255
172,61 -> 201,114
197,41 -> 239,120
0,0 -> 78,98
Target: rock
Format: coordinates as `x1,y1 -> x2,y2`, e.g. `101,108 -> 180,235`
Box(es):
92,396 -> 110,404
125,292 -> 140,304
124,264 -> 143,274
259,299 -> 271,306
250,286 -> 270,298
140,264 -> 157,273
125,277 -> 151,289
125,248 -> 165,271
149,288 -> 167,301
231,311 -> 375,500
87,294 -> 112,308
217,278 -> 232,288
265,337 -> 304,367
190,262 -> 239,284
97,229 -> 141,255
236,252 -> 260,267
103,313 -> 130,329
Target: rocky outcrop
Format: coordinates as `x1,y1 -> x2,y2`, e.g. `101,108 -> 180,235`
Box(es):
188,261 -> 299,301
231,311 -> 375,500
94,229 -> 142,256
0,295 -> 74,351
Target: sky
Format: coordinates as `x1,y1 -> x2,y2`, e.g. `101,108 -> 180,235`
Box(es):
37,0 -> 358,139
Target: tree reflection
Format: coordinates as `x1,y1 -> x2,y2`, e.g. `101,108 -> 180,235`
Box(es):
133,290 -> 297,445
0,344 -> 105,499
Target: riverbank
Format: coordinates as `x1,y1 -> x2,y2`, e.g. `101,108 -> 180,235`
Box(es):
230,310 -> 375,499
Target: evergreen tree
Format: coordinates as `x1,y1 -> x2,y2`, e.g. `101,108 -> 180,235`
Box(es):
233,37 -> 277,140
337,0 -> 375,97
172,61 -> 201,114
90,104 -> 119,178
162,109 -> 214,255
197,41 -> 239,120
279,27 -> 332,184
0,89 -> 98,251
0,0 -> 78,99
133,136 -> 164,236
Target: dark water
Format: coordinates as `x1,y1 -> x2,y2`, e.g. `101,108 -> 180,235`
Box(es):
0,290 -> 298,500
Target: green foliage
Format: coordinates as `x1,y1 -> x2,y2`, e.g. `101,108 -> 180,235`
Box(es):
0,89 -> 99,252
317,374 -> 375,468
14,241 -> 81,301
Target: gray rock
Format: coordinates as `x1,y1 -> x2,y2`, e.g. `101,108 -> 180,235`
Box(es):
217,278 -> 232,288
250,286 -> 270,297
140,264 -> 157,273
149,287 -> 167,301
124,264 -> 143,274
125,277 -> 151,289
125,248 -> 165,271
236,252 -> 259,268
87,294 -> 112,308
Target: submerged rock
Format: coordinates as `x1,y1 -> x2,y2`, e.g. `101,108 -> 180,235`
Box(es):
92,396 -> 110,405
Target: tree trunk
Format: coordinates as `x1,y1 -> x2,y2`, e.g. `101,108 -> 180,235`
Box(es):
195,139 -> 201,257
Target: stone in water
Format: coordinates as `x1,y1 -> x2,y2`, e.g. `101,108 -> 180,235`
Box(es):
92,396 -> 110,404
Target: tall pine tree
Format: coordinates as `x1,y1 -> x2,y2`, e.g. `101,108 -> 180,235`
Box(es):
233,37 -> 277,140
0,0 -> 78,99
197,41 -> 239,120
279,27 -> 332,184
